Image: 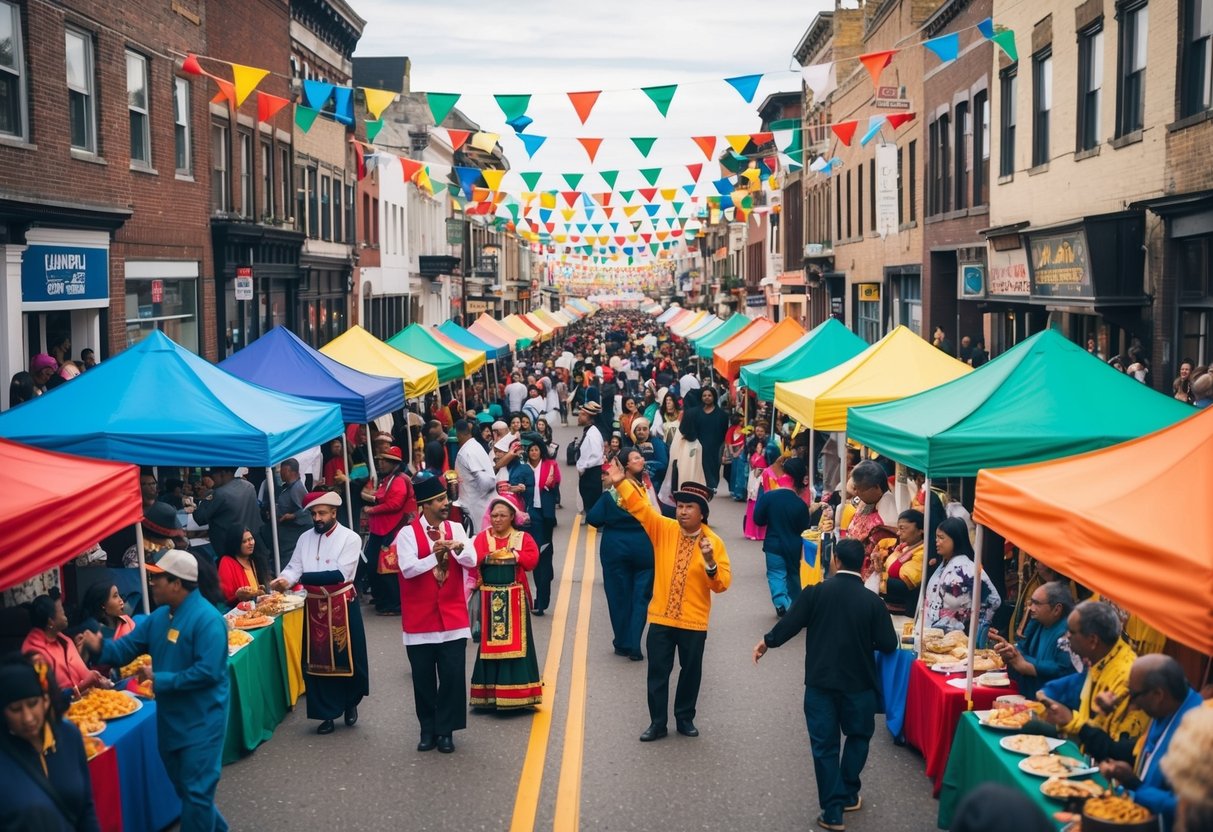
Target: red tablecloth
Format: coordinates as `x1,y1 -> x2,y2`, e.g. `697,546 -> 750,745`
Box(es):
902,660 -> 1017,795
86,745 -> 123,832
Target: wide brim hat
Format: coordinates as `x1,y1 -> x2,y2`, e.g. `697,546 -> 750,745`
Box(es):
580,401 -> 602,416
487,492 -> 529,527
671,481 -> 712,517
142,501 -> 184,538
303,491 -> 342,510
412,471 -> 446,504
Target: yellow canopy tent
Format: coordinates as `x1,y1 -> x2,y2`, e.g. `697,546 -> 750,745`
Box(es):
531,308 -> 565,330
520,313 -> 556,340
502,314 -> 543,343
320,325 -> 440,399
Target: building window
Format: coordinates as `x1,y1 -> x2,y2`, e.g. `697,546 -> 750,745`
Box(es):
1117,2 -> 1148,135
126,51 -> 151,165
211,123 -> 229,213
1078,27 -> 1104,151
908,139 -> 917,222
65,28 -> 96,152
280,147 -> 292,221
124,275 -> 199,353
845,170 -> 852,239
929,113 -> 951,215
239,131 -> 253,217
0,1 -> 28,139
868,158 -> 876,231
1000,66 -> 1018,176
261,142 -> 273,217
894,273 -> 922,335
334,180 -> 343,243
835,175 -> 842,239
173,78 -> 191,174
344,183 -> 355,244
956,101 -> 970,209
1032,50 -> 1052,167
306,168 -> 318,237
974,90 -> 990,204
320,174 -> 332,241
857,163 -> 864,236
857,294 -> 881,344
1182,0 -> 1213,116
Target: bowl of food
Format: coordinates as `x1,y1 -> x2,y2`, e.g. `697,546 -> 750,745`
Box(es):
1081,794 -> 1156,830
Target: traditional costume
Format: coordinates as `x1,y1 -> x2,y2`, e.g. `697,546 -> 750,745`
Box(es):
277,491 -> 369,728
394,473 -> 477,751
470,494 -> 543,709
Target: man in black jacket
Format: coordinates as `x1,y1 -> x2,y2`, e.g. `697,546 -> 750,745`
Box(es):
753,538 -> 898,831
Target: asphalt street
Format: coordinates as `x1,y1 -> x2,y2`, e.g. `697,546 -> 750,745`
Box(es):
215,420 -> 942,831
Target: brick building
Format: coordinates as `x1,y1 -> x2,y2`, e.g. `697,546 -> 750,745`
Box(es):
0,0 -> 213,406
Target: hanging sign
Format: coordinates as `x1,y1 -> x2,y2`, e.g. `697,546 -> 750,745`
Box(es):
234,266 -> 254,300
151,279 -> 164,303
874,144 -> 899,238
446,218 -> 465,246
21,244 -> 110,310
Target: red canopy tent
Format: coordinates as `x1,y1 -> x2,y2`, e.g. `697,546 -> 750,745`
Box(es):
0,438 -> 143,591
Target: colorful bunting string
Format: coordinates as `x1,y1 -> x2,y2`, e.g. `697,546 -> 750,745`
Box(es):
641,84 -> 678,117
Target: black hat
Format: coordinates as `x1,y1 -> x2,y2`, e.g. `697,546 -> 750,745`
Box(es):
672,481 -> 712,519
412,471 -> 445,505
142,501 -> 185,539
0,656 -> 48,708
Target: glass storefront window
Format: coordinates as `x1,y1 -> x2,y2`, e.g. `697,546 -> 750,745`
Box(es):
125,277 -> 198,352
857,299 -> 881,344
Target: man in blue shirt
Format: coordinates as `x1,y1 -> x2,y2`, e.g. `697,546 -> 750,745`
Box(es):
82,549 -> 229,832
988,580 -> 1079,699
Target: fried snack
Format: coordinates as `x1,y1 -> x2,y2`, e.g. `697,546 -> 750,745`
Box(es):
1083,795 -> 1152,823
66,711 -> 105,735
1022,754 -> 1085,777
69,688 -> 139,720
233,614 -> 272,629
83,736 -> 107,760
1005,734 -> 1052,755
984,701 -> 1046,729
118,654 -> 151,679
253,595 -> 287,617
134,679 -> 154,699
1041,777 -> 1102,799
228,629 -> 253,648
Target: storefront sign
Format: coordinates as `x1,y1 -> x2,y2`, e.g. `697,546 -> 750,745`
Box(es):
518,290 -> 531,301
874,144 -> 899,238
466,300 -> 489,314
857,283 -> 881,302
234,266 -> 254,301
745,293 -> 765,307
151,279 -> 164,303
873,86 -> 911,110
959,264 -> 985,298
1028,229 -> 1094,299
446,218 -> 464,246
986,243 -> 1030,297
21,244 -> 109,309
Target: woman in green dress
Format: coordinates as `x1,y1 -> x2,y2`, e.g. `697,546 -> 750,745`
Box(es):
469,493 -> 543,709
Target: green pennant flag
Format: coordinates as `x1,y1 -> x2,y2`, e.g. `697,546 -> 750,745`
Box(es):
599,170 -> 619,189
507,203 -> 520,220
294,105 -> 321,132
520,171 -> 543,190
563,173 -> 584,190
678,217 -> 689,228
447,183 -> 462,196
639,167 -> 662,186
650,243 -> 660,254
620,189 -> 636,203
641,84 -> 678,117
494,93 -> 531,122
426,92 -> 461,126
672,201 -> 684,214
631,137 -> 657,157
365,119 -> 384,143
991,30 -> 1018,62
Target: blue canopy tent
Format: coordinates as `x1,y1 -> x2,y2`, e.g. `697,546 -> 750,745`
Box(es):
438,320 -> 510,361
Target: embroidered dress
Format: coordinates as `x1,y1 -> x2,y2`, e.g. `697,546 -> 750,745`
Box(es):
469,530 -> 543,709
922,554 -> 1002,634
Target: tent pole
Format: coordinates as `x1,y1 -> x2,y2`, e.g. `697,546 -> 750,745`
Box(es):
964,524 -> 986,707
135,523 -> 149,614
916,477 -> 932,658
836,431 -> 846,498
365,428 -> 377,487
267,466 -> 282,575
809,427 -> 816,496
341,432 -> 355,528
404,403 -> 414,470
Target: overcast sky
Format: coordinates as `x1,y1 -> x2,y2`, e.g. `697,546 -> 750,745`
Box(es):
353,0 -> 833,195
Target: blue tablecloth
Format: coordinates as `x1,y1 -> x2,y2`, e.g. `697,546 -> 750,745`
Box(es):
876,647 -> 916,740
99,698 -> 181,832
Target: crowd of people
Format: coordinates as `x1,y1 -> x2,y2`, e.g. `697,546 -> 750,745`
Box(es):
2,307 -> 1212,832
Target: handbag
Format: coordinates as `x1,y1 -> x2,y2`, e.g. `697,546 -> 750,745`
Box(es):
376,479 -> 411,575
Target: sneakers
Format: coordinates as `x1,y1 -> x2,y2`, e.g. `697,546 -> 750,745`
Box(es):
844,796 -> 862,813
816,815 -> 845,831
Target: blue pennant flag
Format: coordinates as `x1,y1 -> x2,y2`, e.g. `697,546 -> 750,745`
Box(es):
644,204 -> 660,217
723,74 -> 763,104
924,32 -> 960,63
859,115 -> 886,146
518,133 -> 547,158
506,115 -> 533,133
713,177 -> 734,195
977,17 -> 995,39
303,80 -> 334,110
331,87 -> 354,126
454,166 -> 481,200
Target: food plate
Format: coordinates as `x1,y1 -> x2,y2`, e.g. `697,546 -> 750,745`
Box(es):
947,676 -> 1010,689
930,662 -> 967,674
1019,754 -> 1098,778
977,672 -> 1011,687
1000,734 -> 1066,755
108,691 -> 143,719
233,615 -> 273,629
1040,777 -> 1103,801
976,702 -> 1046,731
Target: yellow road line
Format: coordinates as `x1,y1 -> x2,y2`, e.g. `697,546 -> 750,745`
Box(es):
509,515 -> 582,832
552,525 -> 597,830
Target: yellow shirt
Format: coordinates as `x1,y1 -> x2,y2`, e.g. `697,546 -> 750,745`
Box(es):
1063,638 -> 1149,746
617,480 -> 730,631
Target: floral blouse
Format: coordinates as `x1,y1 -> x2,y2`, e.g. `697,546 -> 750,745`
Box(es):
923,554 -> 1001,634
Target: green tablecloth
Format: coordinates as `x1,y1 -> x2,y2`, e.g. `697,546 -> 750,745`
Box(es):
938,712 -> 1107,829
222,615 -> 291,764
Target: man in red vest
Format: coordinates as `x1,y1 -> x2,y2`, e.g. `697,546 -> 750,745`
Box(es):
395,471 -> 476,754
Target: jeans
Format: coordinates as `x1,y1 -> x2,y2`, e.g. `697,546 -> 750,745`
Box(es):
601,546 -> 654,655
646,624 -> 707,727
803,686 -> 877,822
161,734 -> 228,832
764,549 -> 803,611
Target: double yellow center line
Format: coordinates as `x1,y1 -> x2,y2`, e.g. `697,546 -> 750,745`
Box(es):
508,516 -> 597,832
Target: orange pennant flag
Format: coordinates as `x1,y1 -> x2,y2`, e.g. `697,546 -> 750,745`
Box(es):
859,50 -> 897,89
578,137 -> 603,163
567,91 -> 601,124
691,136 -> 717,160
447,129 -> 471,151
257,92 -> 290,123
210,77 -> 236,107
400,157 -> 425,182
230,64 -> 269,107
750,131 -> 774,146
594,192 -> 612,206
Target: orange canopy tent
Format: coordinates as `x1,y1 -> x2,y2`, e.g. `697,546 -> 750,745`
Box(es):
711,318 -> 774,381
719,317 -> 805,382
974,405 -> 1213,654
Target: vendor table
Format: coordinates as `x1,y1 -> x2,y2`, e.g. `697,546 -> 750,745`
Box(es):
875,647 -> 916,740
281,606 -> 306,707
86,744 -> 122,832
222,614 -> 291,764
938,711 -> 1104,829
92,698 -> 181,832
902,659 -> 1017,794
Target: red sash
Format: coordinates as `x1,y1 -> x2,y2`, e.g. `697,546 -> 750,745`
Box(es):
303,582 -> 355,677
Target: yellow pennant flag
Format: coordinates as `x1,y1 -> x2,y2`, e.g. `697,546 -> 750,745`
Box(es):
415,169 -> 433,193
554,234 -> 568,243
361,87 -> 397,121
480,169 -> 506,191
725,134 -> 751,154
623,205 -> 641,218
470,131 -> 500,152
521,191 -> 537,205
561,208 -> 577,221
627,234 -> 639,243
231,64 -> 270,107
540,192 -> 557,209
450,196 -> 463,211
660,188 -> 678,201
655,230 -> 670,241
741,168 -> 760,185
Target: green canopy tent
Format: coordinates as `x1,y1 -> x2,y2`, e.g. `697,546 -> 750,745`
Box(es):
692,314 -> 751,360
739,319 -> 868,401
386,324 -> 465,385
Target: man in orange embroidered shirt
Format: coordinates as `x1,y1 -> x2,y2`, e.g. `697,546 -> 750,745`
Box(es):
607,457 -> 730,742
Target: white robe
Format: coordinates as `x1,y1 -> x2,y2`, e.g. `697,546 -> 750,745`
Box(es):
279,523 -> 362,585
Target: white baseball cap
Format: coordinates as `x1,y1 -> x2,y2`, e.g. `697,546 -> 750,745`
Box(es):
144,549 -> 198,582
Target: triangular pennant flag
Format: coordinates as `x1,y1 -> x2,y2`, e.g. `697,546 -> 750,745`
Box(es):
482,169 -> 506,191
659,188 -> 677,201
400,157 -> 425,182
471,186 -> 490,203
623,205 -> 641,218
415,169 -> 433,194
886,112 -> 916,129
563,173 -> 584,190
560,208 -> 577,222
594,192 -> 612,206
859,115 -> 886,146
859,50 -> 897,89
256,92 -> 290,123
639,168 -> 662,187
800,62 -> 837,102
365,119 -> 384,143
455,166 -> 482,200
619,190 -> 635,203
561,191 -> 581,208
723,74 -> 763,103
725,134 -> 751,154
830,120 -> 858,146
691,136 -> 717,160
599,170 -> 619,190
639,188 -> 658,202
427,92 -> 461,126
762,156 -> 777,172
672,201 -> 684,214
713,177 -> 734,195
210,77 -> 235,106
977,17 -> 996,39
686,162 -> 703,181
991,30 -> 1018,62
751,132 -> 774,146
631,137 -> 657,157
506,115 -> 533,133
641,84 -> 678,117
518,133 -> 547,158
520,171 -> 543,190
351,139 -> 366,181
181,53 -> 205,76
362,87 -> 396,121
470,132 -> 499,153
494,93 -> 531,122
644,204 -> 660,217
230,64 -> 269,107
567,90 -> 601,124
539,207 -> 553,222
578,137 -> 603,163
923,32 -> 960,64
446,129 -> 471,151
331,87 -> 354,126
303,79 -> 334,110
294,105 -> 321,132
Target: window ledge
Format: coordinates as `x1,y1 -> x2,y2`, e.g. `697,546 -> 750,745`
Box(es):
1028,163 -> 1050,176
944,208 -> 972,221
130,163 -> 158,176
175,173 -> 195,182
0,135 -> 36,152
899,221 -> 919,231
70,149 -> 107,166
969,204 -> 990,216
1110,130 -> 1143,149
998,174 -> 1014,184
1074,145 -> 1101,161
1167,109 -> 1213,133
925,214 -> 943,225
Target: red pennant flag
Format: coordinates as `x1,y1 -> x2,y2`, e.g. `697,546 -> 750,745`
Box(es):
641,233 -> 652,243
351,140 -> 366,181
859,50 -> 897,89
638,188 -> 657,202
545,222 -> 556,233
578,137 -> 603,163
447,129 -> 471,151
886,111 -> 916,129
691,136 -> 717,160
561,191 -> 580,207
567,90 -> 601,124
670,229 -> 683,237
401,158 -> 425,182
831,120 -> 858,146
181,53 -> 205,76
594,192 -> 612,206
570,235 -> 580,243
750,131 -> 774,145
686,163 -> 703,180
614,236 -> 626,245
602,207 -> 615,219
257,92 -> 290,123
762,157 -> 777,172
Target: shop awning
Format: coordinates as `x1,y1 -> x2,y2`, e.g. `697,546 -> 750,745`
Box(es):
439,320 -> 509,361
719,317 -> 806,383
531,308 -> 566,330
386,324 -> 467,385
471,314 -> 531,351
693,314 -> 751,359
320,325 -> 441,399
669,311 -> 708,337
740,319 -> 868,401
519,313 -> 555,340
681,314 -> 721,339
773,326 -> 971,432
847,329 -> 1195,477
974,405 -> 1213,653
712,317 -> 778,381
501,314 -> 542,345
656,306 -> 683,324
